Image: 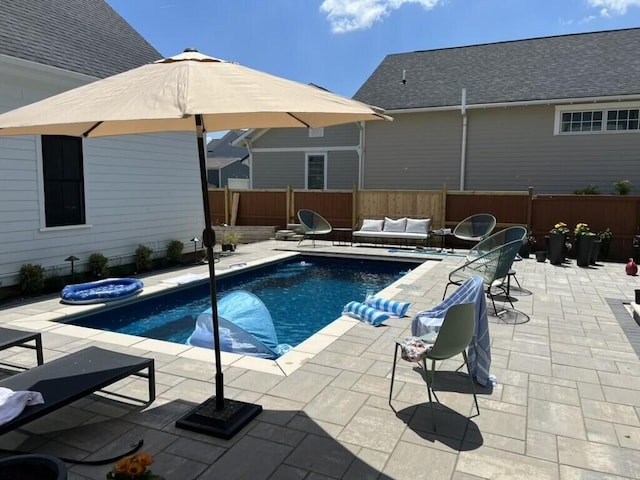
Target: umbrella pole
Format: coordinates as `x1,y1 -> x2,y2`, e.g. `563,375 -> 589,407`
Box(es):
195,120 -> 225,410
175,115 -> 262,438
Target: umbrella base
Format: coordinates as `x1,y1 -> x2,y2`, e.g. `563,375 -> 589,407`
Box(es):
175,396 -> 262,439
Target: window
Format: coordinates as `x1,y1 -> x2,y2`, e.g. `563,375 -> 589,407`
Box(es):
607,109 -> 639,131
41,135 -> 86,227
560,111 -> 602,133
307,155 -> 326,189
556,102 -> 640,135
309,127 -> 324,138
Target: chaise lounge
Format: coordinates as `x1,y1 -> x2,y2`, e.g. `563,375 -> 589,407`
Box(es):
0,346 -> 155,435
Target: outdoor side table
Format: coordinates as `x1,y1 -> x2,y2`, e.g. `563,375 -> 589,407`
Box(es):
332,228 -> 353,246
429,231 -> 454,253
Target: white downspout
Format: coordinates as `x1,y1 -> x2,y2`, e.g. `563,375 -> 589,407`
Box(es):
460,88 -> 467,191
357,121 -> 365,188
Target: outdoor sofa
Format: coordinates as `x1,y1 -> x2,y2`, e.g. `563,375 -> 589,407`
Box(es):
352,216 -> 432,247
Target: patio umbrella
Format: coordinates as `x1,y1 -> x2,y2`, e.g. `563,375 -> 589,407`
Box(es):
0,48 -> 391,439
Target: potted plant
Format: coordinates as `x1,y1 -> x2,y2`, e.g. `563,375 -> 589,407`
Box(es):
219,230 -> 242,252
519,232 -> 536,259
597,228 -> 612,260
574,222 -> 596,267
547,222 -> 569,266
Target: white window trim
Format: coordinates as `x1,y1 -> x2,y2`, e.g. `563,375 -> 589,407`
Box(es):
305,153 -> 327,190
554,101 -> 640,135
36,136 -> 92,231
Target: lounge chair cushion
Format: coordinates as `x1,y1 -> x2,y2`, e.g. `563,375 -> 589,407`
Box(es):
365,296 -> 411,317
343,301 -> 390,326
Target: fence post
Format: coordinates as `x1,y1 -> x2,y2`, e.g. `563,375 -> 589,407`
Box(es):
441,183 -> 448,229
352,183 -> 358,228
527,186 -> 534,231
286,186 -> 291,225
224,186 -> 230,225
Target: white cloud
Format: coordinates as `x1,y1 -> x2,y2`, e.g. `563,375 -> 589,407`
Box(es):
320,0 -> 442,33
587,0 -> 640,16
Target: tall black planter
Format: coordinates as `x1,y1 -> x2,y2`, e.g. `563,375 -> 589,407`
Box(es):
546,233 -> 566,266
576,235 -> 595,267
590,239 -> 602,265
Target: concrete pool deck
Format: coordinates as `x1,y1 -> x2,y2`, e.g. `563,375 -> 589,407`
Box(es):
0,239 -> 639,479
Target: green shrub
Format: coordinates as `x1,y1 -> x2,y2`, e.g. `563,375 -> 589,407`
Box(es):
88,252 -> 109,278
19,264 -> 45,294
573,184 -> 599,195
135,245 -> 154,272
166,240 -> 184,264
613,179 -> 631,195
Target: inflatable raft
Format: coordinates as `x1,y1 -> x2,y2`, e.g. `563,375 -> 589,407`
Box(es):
60,278 -> 144,305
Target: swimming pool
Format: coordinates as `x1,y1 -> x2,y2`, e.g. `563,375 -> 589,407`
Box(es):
66,255 -> 419,349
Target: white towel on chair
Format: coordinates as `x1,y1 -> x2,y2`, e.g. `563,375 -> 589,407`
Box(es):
0,387 -> 44,426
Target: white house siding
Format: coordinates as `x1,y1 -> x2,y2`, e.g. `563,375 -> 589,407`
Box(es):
0,59 -> 202,286
363,111 -> 462,189
465,105 -> 640,194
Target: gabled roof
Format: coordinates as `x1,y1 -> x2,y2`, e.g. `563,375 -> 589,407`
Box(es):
354,28 -> 640,111
207,130 -> 248,159
0,0 -> 161,78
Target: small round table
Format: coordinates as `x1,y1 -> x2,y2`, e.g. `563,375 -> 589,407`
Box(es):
332,228 -> 353,246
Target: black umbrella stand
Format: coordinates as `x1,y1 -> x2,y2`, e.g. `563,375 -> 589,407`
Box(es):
175,115 -> 262,439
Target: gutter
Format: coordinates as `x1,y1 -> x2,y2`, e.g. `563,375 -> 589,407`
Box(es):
384,94 -> 640,115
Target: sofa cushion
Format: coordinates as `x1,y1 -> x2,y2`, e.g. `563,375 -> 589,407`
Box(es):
405,218 -> 431,234
383,217 -> 407,233
360,219 -> 384,232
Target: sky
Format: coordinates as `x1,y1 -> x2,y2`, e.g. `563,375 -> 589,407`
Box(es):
106,0 -> 640,136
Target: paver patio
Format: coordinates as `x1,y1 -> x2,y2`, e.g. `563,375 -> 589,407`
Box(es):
0,239 -> 639,479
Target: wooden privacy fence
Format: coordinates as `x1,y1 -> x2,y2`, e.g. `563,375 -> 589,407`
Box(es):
207,187 -> 640,262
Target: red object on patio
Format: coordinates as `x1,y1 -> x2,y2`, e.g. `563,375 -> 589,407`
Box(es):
626,258 -> 638,276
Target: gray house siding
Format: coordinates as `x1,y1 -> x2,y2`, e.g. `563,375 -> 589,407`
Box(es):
221,162 -> 249,187
249,123 -> 361,189
253,152 -> 303,188
327,151 -> 359,189
252,123 -> 360,148
465,105 -> 640,194
252,151 -> 358,189
363,111 -> 462,189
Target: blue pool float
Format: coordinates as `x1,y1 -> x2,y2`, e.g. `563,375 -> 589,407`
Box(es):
61,278 -> 144,305
188,290 -> 291,359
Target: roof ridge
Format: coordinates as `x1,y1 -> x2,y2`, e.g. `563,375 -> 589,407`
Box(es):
390,26 -> 640,57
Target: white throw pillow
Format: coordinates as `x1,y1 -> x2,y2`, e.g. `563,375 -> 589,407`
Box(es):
360,219 -> 384,232
383,217 -> 407,232
405,218 -> 431,234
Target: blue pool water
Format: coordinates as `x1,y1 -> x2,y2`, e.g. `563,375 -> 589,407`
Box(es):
67,255 -> 419,348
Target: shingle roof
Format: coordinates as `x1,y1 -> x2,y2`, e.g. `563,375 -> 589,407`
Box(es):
0,0 -> 161,78
207,130 -> 248,159
353,28 -> 640,110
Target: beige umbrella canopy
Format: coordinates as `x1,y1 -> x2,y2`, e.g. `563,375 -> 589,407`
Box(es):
0,48 -> 390,439
0,50 -> 390,136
